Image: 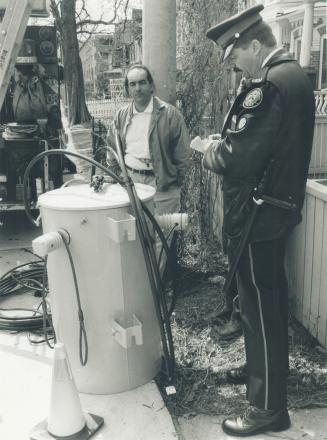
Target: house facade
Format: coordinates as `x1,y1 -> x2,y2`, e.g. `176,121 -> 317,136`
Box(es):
80,8 -> 142,100
240,0 -> 326,90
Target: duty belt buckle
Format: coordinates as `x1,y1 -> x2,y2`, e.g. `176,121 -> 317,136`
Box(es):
253,195 -> 264,205
252,188 -> 264,206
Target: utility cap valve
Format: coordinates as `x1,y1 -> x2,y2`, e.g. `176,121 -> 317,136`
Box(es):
32,229 -> 70,257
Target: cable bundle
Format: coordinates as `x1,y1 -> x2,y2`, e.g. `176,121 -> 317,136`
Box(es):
0,260 -> 54,345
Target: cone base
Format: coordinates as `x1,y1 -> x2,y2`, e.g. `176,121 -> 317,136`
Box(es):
30,413 -> 104,440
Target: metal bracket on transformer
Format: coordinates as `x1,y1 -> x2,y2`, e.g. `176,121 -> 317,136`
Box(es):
112,315 -> 143,349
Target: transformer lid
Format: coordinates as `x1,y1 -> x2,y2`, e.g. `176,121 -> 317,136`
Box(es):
38,183 -> 155,211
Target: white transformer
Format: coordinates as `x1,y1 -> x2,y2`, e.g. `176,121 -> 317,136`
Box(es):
35,182 -> 162,394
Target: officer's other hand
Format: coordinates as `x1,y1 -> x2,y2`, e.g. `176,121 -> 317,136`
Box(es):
208,133 -> 221,141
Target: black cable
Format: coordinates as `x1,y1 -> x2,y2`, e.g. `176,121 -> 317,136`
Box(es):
0,260 -> 54,334
41,256 -> 55,349
113,127 -> 175,383
23,149 -> 124,226
157,226 -> 179,317
141,203 -> 170,259
21,247 -> 45,261
58,230 -> 88,366
158,225 -> 178,272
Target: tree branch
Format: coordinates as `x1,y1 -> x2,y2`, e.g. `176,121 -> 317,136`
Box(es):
50,0 -> 62,32
77,18 -> 115,27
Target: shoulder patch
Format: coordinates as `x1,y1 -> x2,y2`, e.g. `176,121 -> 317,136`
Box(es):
251,78 -> 263,84
243,88 -> 263,109
236,117 -> 247,131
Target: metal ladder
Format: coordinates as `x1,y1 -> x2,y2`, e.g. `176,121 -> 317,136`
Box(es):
0,0 -> 34,111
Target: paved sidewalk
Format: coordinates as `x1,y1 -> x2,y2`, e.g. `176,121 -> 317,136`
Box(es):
177,409 -> 327,439
0,213 -> 178,440
0,336 -> 177,440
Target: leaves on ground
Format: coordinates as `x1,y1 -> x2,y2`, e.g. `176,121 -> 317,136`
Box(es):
157,265 -> 327,417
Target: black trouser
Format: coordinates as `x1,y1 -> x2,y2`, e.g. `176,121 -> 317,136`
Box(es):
236,237 -> 289,410
226,240 -> 240,318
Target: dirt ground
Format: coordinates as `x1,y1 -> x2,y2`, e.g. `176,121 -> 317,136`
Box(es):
157,264 -> 327,418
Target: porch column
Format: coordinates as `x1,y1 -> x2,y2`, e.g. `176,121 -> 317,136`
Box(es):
299,0 -> 315,67
142,0 -> 176,104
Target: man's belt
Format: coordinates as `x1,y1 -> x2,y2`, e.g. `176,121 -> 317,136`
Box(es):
126,165 -> 155,176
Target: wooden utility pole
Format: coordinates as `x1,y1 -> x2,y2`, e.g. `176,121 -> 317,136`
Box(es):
142,0 -> 176,104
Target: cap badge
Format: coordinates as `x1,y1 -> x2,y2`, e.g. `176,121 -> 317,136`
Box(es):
243,88 -> 263,108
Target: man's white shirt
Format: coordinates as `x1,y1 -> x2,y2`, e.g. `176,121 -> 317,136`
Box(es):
125,97 -> 154,170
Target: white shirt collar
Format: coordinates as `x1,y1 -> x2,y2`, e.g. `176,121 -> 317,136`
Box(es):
262,47 -> 284,68
133,96 -> 154,114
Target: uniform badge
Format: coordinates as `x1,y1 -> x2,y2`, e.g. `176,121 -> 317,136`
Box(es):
251,78 -> 263,83
243,88 -> 263,109
236,117 -> 247,131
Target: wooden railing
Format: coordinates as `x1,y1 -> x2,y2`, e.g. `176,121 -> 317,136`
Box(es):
314,89 -> 327,116
309,90 -> 327,178
86,98 -> 131,127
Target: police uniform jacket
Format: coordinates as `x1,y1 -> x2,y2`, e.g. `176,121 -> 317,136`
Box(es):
203,51 -> 315,242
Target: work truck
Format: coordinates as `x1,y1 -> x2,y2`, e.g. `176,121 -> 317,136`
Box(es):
0,0 -> 65,211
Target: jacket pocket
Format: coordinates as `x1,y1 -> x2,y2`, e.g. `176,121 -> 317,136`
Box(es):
224,184 -> 253,239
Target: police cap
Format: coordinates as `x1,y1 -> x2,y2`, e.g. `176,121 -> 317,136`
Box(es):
206,4 -> 264,61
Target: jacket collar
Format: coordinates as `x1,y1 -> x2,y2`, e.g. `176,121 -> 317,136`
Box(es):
265,50 -> 295,67
262,50 -> 295,80
262,47 -> 285,68
148,96 -> 167,137
124,96 -> 167,139
127,95 -> 165,119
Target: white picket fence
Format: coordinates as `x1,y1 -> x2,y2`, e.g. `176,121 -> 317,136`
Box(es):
286,179 -> 327,348
86,98 -> 131,127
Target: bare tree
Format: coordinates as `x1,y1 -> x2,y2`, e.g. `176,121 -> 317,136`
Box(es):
177,0 -> 238,267
76,0 -> 130,50
50,0 -> 130,126
177,0 -> 237,136
51,0 -> 91,126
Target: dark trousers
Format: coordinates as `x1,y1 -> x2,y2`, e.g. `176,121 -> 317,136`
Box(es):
226,239 -> 240,310
236,237 -> 289,410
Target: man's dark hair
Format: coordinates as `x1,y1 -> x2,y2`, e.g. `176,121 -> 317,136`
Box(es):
124,64 -> 155,95
235,21 -> 277,50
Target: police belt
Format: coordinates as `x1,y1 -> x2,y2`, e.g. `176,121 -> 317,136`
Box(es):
223,158 -> 297,296
253,193 -> 297,212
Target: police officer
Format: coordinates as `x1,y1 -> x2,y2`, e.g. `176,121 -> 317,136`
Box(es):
203,5 -> 315,436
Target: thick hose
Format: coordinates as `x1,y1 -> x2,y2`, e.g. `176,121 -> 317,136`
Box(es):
113,127 -> 175,382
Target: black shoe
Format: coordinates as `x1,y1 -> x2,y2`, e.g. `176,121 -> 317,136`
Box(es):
222,406 -> 291,437
226,364 -> 247,385
218,319 -> 242,341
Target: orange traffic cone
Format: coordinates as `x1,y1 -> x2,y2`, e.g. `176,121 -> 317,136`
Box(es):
30,342 -> 104,439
